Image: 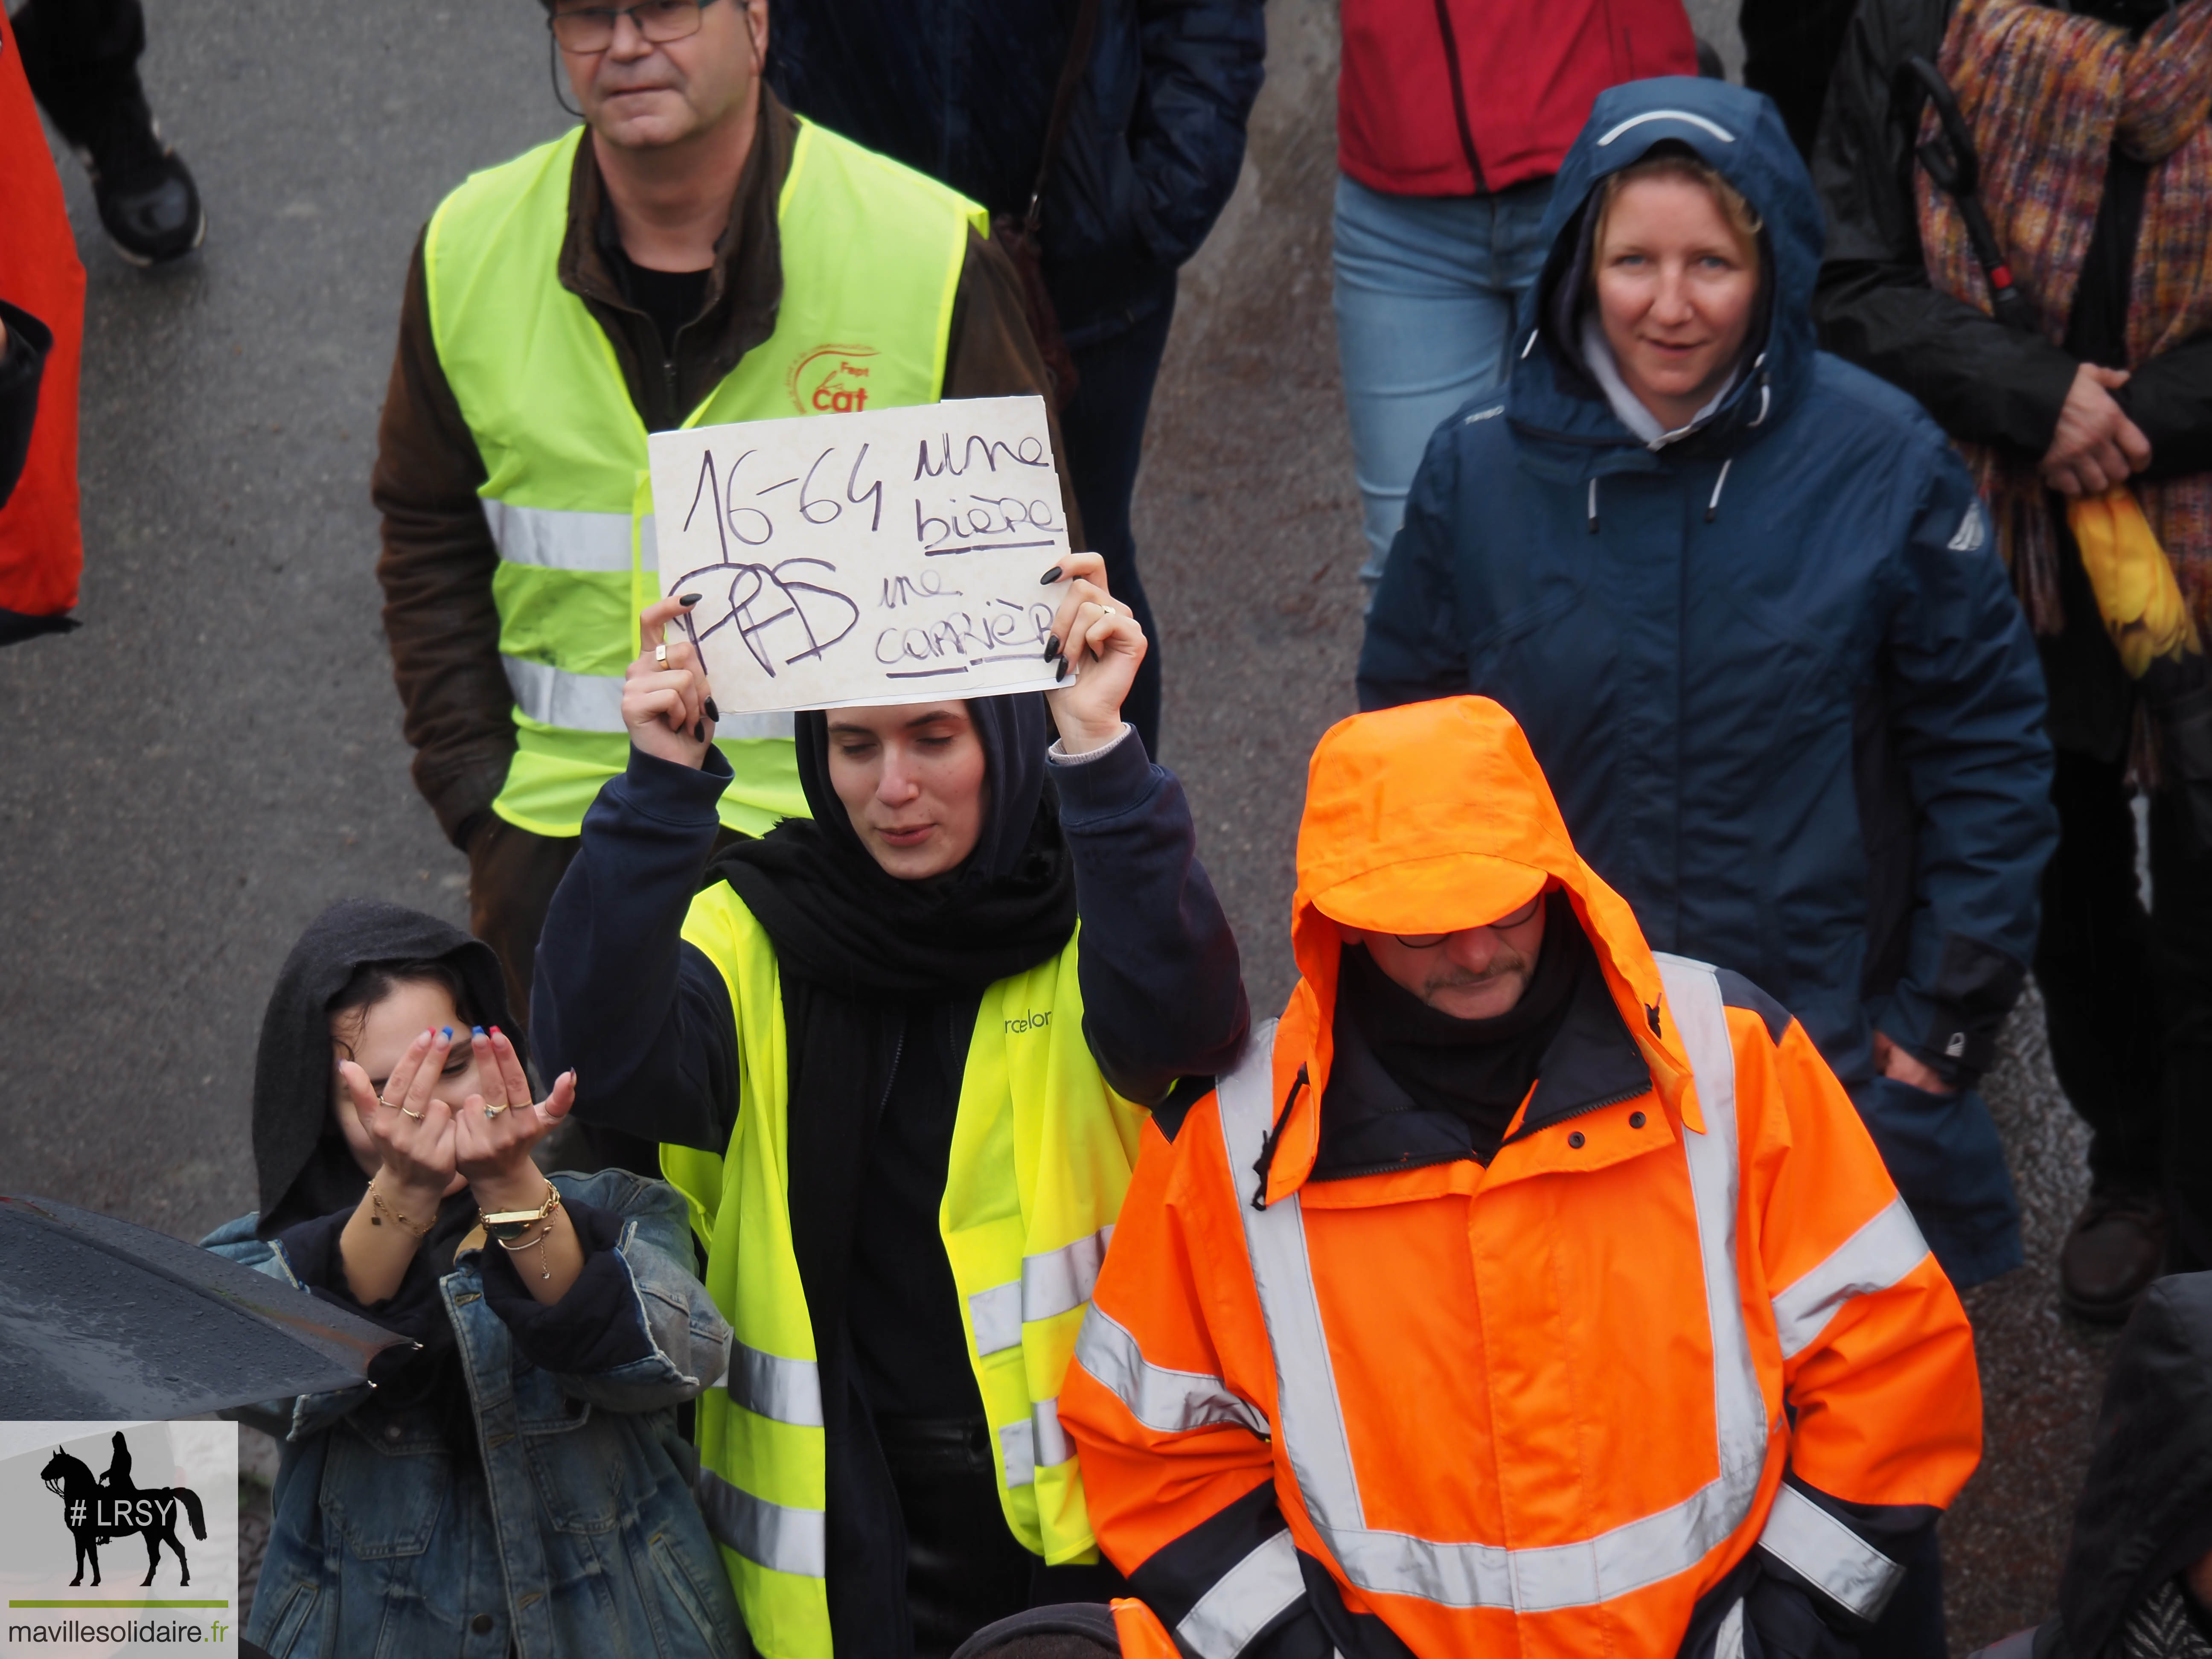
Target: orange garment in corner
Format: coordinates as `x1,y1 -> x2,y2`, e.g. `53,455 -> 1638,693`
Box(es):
0,7 -> 84,627
1062,696 -> 1982,1659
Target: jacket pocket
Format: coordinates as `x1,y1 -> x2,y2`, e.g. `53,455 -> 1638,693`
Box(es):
647,1527 -> 729,1653
253,1578 -> 320,1658
524,1416 -> 626,1535
317,1425 -> 446,1558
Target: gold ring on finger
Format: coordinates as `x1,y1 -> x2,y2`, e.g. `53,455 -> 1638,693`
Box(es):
484,1101 -> 509,1118
377,1094 -> 396,1111
655,643 -> 669,667
400,1105 -> 425,1121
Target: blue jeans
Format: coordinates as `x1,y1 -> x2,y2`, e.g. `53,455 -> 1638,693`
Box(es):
1332,172 -> 1557,593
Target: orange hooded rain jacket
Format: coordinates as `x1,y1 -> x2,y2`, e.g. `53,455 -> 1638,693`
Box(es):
1062,697 -> 1982,1659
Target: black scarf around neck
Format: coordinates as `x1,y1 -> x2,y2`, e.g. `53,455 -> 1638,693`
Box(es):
1337,895 -> 1589,1136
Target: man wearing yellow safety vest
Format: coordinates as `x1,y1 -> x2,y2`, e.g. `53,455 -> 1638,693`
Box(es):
373,0 -> 1074,1025
530,554 -> 1249,1659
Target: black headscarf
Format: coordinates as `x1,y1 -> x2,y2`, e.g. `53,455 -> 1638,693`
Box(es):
250,900 -> 521,1243
703,693 -> 1076,996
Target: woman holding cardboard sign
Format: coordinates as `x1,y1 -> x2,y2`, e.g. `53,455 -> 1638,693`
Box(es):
532,552 -> 1247,1659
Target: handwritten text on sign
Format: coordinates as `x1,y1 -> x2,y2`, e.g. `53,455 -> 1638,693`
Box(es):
647,396 -> 1071,714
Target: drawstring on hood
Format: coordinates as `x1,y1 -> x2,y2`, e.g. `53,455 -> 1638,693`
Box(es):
1706,459 -> 1734,522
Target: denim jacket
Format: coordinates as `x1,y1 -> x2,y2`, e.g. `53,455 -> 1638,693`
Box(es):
204,1170 -> 743,1659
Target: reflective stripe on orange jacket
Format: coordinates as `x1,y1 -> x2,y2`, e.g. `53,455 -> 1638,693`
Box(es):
1060,697 -> 1982,1659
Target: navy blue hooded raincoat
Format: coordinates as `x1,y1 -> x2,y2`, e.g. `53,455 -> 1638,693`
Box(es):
1359,77 -> 2057,1287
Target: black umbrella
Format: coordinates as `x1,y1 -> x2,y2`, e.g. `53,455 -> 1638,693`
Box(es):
0,1193 -> 410,1418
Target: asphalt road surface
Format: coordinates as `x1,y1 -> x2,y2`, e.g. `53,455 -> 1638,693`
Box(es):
0,1 -> 2119,1649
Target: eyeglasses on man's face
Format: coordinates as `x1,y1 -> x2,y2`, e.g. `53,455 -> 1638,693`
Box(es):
1393,892 -> 1544,950
548,0 -> 723,53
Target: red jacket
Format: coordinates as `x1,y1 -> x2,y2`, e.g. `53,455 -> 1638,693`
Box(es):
0,6 -> 84,626
1340,0 -> 1699,195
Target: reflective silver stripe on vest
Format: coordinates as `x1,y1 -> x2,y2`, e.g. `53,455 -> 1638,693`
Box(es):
1769,1194 -> 1930,1361
998,1397 -> 1075,1490
728,1341 -> 824,1428
694,1467 -> 828,1579
503,655 -> 627,733
1215,962 -> 1770,1612
1032,1397 -> 1071,1468
1073,1303 -> 1269,1437
1755,1482 -> 1902,1622
999,1417 -> 1035,1489
1178,1529 -> 1306,1659
968,1226 -> 1117,1358
501,654 -> 796,739
482,499 -> 634,572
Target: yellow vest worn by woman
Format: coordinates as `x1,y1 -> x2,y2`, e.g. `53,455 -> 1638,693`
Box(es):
424,120 -> 986,838
665,885 -> 1145,1659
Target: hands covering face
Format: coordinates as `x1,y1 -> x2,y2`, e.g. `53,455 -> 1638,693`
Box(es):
337,1027 -> 578,1212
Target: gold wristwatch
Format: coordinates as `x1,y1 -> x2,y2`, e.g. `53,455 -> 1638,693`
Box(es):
478,1182 -> 562,1243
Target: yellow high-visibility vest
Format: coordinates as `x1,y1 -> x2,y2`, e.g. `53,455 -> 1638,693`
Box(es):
424,119 -> 985,837
666,884 -> 1145,1659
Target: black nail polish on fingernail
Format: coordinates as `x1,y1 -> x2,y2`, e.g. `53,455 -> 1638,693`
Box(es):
1039,566 -> 1063,585
693,720 -> 707,742
1054,656 -> 1069,682
678,592 -> 701,605
1042,634 -> 1059,661
704,698 -> 720,722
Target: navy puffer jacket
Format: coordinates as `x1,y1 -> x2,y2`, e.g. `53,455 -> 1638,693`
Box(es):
1360,77 -> 2056,1285
768,0 -> 1264,343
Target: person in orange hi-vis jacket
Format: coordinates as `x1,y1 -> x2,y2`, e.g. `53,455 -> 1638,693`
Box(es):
1057,696 -> 1982,1659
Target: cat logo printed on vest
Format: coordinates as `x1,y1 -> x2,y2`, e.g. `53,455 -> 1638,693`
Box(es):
788,343 -> 879,414
1005,1008 -> 1053,1034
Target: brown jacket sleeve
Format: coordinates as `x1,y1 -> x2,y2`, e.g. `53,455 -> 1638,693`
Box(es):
944,228 -> 1087,548
372,232 -> 515,848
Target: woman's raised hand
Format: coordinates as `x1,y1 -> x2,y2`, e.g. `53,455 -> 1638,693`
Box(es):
451,1027 -> 577,1212
337,1029 -> 461,1211
624,594 -> 716,768
1040,551 -> 1147,754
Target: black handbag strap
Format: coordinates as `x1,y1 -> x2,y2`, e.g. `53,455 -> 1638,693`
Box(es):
1024,0 -> 1104,233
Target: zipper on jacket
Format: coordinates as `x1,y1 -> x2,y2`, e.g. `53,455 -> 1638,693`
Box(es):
1503,1083 -> 1650,1148
1428,0 -> 1487,194
1250,1067 -> 1309,1211
1319,1081 -> 1654,1182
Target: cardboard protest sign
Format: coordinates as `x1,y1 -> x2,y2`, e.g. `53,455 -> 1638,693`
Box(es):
647,396 -> 1072,714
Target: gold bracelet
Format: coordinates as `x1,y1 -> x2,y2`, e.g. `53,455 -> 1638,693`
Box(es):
479,1181 -> 562,1243
367,1182 -> 434,1237
496,1219 -> 556,1281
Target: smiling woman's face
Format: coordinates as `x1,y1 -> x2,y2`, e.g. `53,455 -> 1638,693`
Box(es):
1593,173 -> 1760,431
824,701 -> 990,880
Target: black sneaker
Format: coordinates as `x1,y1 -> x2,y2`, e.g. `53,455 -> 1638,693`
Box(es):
80,114 -> 205,268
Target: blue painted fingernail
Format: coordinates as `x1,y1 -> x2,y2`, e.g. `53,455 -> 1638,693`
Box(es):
441,1026 -> 453,1040
472,1025 -> 486,1037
